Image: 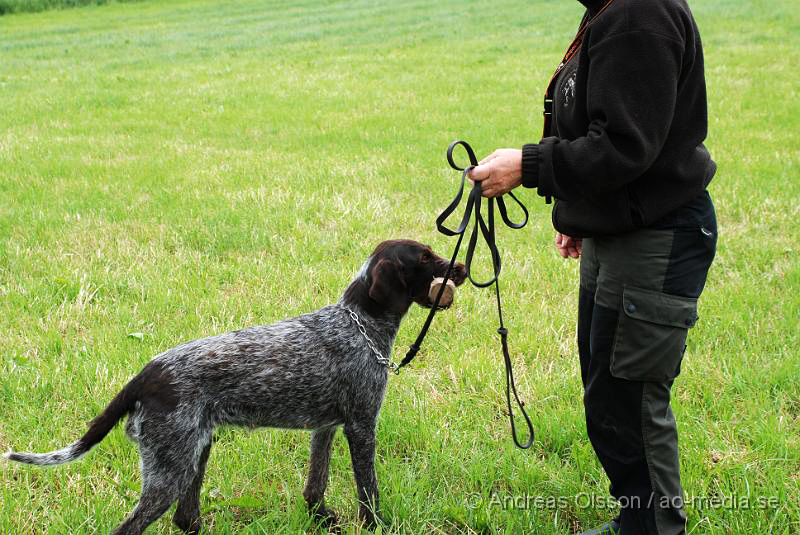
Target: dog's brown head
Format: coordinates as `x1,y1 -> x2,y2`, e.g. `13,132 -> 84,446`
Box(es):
343,239 -> 466,317
363,239 -> 466,315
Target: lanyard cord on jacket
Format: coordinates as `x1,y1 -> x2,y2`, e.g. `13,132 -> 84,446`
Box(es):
397,140 -> 534,450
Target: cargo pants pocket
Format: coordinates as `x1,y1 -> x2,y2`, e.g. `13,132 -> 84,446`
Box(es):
610,285 -> 699,382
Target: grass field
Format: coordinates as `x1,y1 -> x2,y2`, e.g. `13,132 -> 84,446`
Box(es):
0,0 -> 136,16
1,0 -> 799,533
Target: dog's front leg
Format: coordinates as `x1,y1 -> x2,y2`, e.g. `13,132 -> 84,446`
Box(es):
303,426 -> 339,527
344,420 -> 382,529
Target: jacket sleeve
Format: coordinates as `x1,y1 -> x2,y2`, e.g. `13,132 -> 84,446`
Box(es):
529,30 -> 684,201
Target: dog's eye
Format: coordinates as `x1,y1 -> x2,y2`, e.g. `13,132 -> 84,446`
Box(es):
420,251 -> 432,263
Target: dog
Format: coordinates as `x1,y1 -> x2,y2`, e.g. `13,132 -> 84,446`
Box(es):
4,239 -> 466,535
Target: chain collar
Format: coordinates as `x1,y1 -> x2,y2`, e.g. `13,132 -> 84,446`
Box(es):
342,306 -> 399,373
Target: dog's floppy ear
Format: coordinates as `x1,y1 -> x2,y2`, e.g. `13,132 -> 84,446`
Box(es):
368,258 -> 408,313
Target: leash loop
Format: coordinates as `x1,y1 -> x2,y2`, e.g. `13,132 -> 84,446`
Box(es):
400,140 -> 535,449
446,139 -> 478,171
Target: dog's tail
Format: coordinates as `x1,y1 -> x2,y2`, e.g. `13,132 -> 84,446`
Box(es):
4,371 -> 145,466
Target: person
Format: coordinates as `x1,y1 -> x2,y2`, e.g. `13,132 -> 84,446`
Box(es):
468,1 -> 717,534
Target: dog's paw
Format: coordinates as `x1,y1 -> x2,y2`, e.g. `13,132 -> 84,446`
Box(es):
172,511 -> 202,535
310,505 -> 340,530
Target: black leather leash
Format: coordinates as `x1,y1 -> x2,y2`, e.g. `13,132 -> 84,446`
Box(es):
397,140 -> 535,450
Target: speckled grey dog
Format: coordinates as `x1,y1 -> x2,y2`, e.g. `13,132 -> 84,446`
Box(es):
5,239 -> 466,535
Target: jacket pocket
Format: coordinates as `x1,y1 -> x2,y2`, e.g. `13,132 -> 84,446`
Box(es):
610,285 -> 699,382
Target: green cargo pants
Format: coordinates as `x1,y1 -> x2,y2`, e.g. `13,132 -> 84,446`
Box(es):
578,191 -> 717,535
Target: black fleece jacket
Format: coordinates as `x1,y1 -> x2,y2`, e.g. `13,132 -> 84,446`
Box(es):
522,0 -> 715,236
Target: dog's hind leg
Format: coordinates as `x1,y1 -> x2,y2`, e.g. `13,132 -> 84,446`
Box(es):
173,439 -> 212,534
112,413 -> 204,535
303,425 -> 339,527
111,456 -> 191,535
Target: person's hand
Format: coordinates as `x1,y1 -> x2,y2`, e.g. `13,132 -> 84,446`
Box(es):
555,232 -> 582,258
468,148 -> 522,198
